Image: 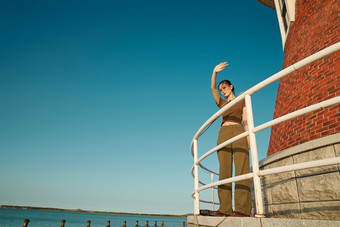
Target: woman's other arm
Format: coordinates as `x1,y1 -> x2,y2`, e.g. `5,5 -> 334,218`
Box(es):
242,107 -> 250,148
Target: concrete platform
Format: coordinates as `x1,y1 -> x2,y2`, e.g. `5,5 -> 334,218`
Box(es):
187,215 -> 340,227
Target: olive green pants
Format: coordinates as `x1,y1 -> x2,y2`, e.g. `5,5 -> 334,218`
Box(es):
217,124 -> 252,215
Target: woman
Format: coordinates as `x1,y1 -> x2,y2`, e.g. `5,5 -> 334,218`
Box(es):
210,62 -> 252,217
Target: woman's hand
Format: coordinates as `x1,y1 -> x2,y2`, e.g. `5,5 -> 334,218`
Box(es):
213,62 -> 228,73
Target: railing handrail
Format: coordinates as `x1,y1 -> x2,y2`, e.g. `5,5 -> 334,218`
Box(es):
190,96 -> 340,178
190,41 -> 340,154
190,41 -> 340,216
192,156 -> 340,196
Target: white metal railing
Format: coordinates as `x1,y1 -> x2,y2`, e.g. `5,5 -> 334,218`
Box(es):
190,42 -> 340,216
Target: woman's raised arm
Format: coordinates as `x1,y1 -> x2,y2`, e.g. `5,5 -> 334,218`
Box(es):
211,62 -> 228,105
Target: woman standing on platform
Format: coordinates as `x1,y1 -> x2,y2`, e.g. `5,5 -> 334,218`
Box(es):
210,62 -> 252,217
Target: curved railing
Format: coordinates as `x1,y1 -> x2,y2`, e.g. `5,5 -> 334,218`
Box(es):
190,42 -> 340,216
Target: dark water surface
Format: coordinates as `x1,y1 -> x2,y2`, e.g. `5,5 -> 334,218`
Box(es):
0,208 -> 186,227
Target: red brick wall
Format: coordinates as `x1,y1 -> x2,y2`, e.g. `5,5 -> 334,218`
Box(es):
267,0 -> 340,156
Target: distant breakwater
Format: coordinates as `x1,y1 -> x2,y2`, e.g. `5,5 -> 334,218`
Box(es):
22,218 -> 186,227
0,206 -> 187,227
0,205 -> 186,218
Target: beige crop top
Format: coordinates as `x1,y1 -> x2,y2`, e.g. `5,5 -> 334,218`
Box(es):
217,97 -> 245,125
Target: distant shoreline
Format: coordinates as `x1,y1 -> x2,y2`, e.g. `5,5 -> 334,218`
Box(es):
0,205 -> 188,218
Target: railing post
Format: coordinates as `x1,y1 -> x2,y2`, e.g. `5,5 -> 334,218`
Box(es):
193,139 -> 200,215
211,172 -> 214,211
23,219 -> 30,227
245,94 -> 265,217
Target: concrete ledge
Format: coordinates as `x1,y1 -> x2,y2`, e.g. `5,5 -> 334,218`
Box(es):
187,216 -> 340,227
253,134 -> 340,220
259,133 -> 340,167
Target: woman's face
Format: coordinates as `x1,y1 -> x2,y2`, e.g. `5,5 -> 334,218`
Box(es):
219,83 -> 233,98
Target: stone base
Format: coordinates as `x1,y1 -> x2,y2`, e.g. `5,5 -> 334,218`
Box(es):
253,133 -> 340,220
187,216 -> 340,227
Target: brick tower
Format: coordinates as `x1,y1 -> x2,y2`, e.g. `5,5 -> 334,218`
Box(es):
255,0 -> 340,219
259,0 -> 340,156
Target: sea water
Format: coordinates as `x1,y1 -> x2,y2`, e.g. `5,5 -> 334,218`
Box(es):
0,208 -> 186,227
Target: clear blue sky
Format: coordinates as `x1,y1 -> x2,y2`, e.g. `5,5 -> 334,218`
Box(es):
0,0 -> 284,215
